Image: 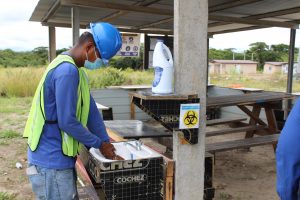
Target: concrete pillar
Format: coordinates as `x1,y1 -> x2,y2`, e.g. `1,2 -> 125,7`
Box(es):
72,7 -> 80,45
173,0 -> 208,199
48,26 -> 56,62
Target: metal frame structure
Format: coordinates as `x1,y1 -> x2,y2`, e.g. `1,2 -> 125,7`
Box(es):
29,1 -> 300,199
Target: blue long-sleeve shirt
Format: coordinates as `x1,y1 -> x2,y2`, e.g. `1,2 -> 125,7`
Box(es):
28,61 -> 109,169
276,98 -> 300,199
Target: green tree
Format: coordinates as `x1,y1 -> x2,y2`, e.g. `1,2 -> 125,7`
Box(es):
247,42 -> 269,70
32,46 -> 48,65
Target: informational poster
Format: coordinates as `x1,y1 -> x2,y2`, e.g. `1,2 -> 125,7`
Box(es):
179,104 -> 200,129
117,34 -> 141,57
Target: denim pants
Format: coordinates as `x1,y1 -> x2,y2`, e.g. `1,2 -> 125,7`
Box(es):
27,164 -> 79,200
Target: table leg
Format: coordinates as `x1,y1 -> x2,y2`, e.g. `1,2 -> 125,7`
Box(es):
264,105 -> 279,150
238,105 -> 262,138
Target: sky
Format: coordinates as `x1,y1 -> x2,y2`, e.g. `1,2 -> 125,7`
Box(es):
0,0 -> 300,52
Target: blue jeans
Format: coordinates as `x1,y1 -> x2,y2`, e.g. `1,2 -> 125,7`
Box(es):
27,164 -> 78,200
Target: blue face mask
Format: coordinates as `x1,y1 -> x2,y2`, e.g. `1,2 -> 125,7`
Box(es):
84,47 -> 106,70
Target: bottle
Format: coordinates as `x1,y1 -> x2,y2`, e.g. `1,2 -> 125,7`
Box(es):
152,40 -> 174,94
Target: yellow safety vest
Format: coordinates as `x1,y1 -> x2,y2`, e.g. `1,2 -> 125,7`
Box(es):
23,54 -> 90,157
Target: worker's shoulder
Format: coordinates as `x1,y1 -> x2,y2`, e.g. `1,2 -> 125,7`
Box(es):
54,62 -> 79,78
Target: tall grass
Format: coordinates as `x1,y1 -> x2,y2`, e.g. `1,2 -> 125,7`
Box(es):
6,66 -> 300,98
0,67 -> 154,97
210,71 -> 300,92
0,67 -> 44,97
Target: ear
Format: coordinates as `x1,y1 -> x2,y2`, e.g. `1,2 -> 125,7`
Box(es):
85,41 -> 94,53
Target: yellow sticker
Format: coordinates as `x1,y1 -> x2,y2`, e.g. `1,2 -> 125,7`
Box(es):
183,110 -> 198,128
179,103 -> 200,129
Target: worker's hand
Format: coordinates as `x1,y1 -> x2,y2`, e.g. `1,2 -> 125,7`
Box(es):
100,142 -> 116,159
113,155 -> 124,160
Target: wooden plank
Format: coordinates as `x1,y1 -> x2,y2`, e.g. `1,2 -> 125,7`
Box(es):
265,106 -> 279,149
206,125 -> 267,137
78,186 -> 99,200
207,92 -> 294,108
206,134 -> 280,153
130,91 -> 198,100
130,102 -> 135,120
238,105 -> 266,126
243,105 -> 262,139
107,128 -> 126,142
207,117 -> 247,126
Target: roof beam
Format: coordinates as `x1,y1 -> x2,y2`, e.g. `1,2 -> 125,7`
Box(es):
209,0 -> 264,12
135,17 -> 173,29
118,27 -> 173,35
41,21 -> 173,35
209,15 -> 299,28
209,25 -> 262,35
61,0 -> 173,16
132,0 -> 280,30
209,6 -> 300,28
42,22 -> 87,29
96,0 -> 161,22
41,0 -> 61,22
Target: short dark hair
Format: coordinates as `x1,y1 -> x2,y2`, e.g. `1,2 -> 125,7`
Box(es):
78,32 -> 96,46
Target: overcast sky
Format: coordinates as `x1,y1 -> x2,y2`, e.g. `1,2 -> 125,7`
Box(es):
1,0 -> 300,52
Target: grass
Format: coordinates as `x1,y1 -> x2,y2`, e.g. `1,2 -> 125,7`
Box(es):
0,97 -> 32,113
0,130 -> 21,139
210,71 -> 300,93
0,67 -> 154,97
0,192 -> 16,200
2,66 -> 300,98
0,67 -> 44,97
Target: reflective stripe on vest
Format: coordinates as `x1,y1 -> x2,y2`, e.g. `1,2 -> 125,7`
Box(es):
23,54 -> 90,157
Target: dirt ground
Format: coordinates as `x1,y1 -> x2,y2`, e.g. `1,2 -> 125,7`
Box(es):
0,98 -> 279,200
206,130 -> 278,200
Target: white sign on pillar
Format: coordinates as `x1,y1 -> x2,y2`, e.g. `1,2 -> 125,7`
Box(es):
179,104 -> 200,129
117,34 -> 141,57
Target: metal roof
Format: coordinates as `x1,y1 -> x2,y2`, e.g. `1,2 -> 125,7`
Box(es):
30,0 -> 300,35
265,61 -> 288,66
210,60 -> 258,64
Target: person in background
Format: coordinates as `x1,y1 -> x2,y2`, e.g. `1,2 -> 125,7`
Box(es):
276,98 -> 300,200
23,22 -> 123,200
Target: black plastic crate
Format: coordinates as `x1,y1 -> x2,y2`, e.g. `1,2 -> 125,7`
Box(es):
81,146 -> 164,200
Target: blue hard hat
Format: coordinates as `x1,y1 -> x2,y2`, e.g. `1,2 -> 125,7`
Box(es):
90,22 -> 122,63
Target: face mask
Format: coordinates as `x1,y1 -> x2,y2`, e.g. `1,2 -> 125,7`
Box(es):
84,47 -> 106,70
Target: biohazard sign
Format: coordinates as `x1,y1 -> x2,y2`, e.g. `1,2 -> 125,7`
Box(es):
179,104 -> 200,129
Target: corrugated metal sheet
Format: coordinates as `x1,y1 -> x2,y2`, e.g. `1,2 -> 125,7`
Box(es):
91,89 -> 151,121
29,0 -> 300,35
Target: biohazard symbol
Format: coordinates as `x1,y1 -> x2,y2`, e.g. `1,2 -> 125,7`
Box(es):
183,110 -> 198,128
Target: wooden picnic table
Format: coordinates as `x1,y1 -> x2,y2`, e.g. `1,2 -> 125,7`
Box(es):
206,91 -> 294,150
127,91 -> 295,152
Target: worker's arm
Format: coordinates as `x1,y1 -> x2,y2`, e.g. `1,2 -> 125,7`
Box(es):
86,95 -> 110,142
54,64 -> 103,148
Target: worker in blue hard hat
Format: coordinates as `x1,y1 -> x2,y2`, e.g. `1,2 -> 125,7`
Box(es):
24,22 -> 123,200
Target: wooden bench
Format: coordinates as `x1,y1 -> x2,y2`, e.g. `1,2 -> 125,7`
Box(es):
206,125 -> 267,137
205,134 -> 280,153
207,117 -> 247,126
